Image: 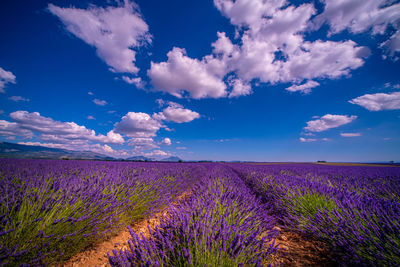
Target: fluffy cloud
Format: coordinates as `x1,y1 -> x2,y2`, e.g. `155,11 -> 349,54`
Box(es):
122,76 -> 145,89
0,120 -> 34,139
153,101 -> 200,123
161,137 -> 172,146
313,0 -> 400,34
217,1 -> 367,84
299,137 -> 317,142
384,82 -> 400,89
9,96 -> 30,102
114,112 -> 162,138
8,111 -> 123,144
286,80 -> 320,94
128,137 -> 158,150
148,32 -> 252,99
19,141 -> 117,155
214,0 -> 286,29
87,115 -> 95,120
112,102 -> 198,150
300,137 -> 331,142
223,4 -> 314,84
0,67 -> 16,93
304,114 -> 357,132
349,92 -> 400,111
97,130 -> 124,144
313,0 -> 400,59
381,30 -> 400,59
341,132 -> 361,137
93,99 -> 107,106
282,40 -> 367,81
148,47 -> 228,99
144,149 -> 169,157
228,78 -> 252,97
103,144 -> 114,153
48,1 -> 151,73
149,1 -> 368,99
0,111 -> 131,155
160,106 -> 200,123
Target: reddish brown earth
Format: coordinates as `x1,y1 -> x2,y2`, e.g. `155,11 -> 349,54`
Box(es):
268,226 -> 337,267
60,192 -> 190,267
60,193 -> 336,267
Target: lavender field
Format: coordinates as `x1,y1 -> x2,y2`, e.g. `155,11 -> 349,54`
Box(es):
1,159 -> 400,266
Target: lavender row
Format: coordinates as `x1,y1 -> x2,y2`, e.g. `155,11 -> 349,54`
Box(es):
231,163 -> 400,266
0,159 -> 201,266
108,164 -> 278,267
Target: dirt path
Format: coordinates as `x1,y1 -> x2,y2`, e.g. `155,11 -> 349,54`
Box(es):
60,192 -> 191,267
268,226 -> 337,267
60,191 -> 336,267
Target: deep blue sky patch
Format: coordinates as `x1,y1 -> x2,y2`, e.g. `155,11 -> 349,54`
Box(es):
0,0 -> 399,161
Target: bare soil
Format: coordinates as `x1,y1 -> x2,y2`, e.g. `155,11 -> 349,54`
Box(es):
59,192 -> 190,267
269,226 -> 337,267
60,192 -> 336,267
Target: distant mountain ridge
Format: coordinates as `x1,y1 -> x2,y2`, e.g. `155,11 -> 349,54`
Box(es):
125,156 -> 154,161
0,142 -> 184,162
0,141 -> 113,160
160,156 -> 182,162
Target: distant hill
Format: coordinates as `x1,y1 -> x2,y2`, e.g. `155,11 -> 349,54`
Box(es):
160,156 -> 182,162
125,156 -> 154,161
0,141 -> 114,160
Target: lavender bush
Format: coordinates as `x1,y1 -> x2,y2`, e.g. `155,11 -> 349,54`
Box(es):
1,159 -> 399,266
232,163 -> 400,265
109,165 -> 278,267
0,159 -> 199,266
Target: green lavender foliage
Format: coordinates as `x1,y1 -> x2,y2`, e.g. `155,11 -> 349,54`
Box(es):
0,159 -> 195,266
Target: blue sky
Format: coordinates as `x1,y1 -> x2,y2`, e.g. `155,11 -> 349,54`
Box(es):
0,0 -> 400,161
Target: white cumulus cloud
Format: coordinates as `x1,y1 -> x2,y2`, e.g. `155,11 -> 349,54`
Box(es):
145,149 -> 169,157
313,0 -> 400,59
349,92 -> 400,111
228,78 -> 252,97
48,1 -> 151,74
161,137 -> 172,146
214,0 -> 286,30
0,120 -> 34,139
114,112 -> 162,138
149,1 -> 368,99
96,130 -> 124,144
128,137 -> 158,150
0,67 -> 16,93
304,114 -> 357,132
19,141 -> 118,155
148,47 -> 228,99
113,102 -> 199,150
286,80 -> 320,94
1,110 -> 124,156
7,111 -> 123,144
159,106 -> 200,123
9,96 -> 30,102
153,101 -> 200,123
122,76 -> 145,89
341,132 -> 361,137
299,137 -> 317,142
93,99 -> 107,106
